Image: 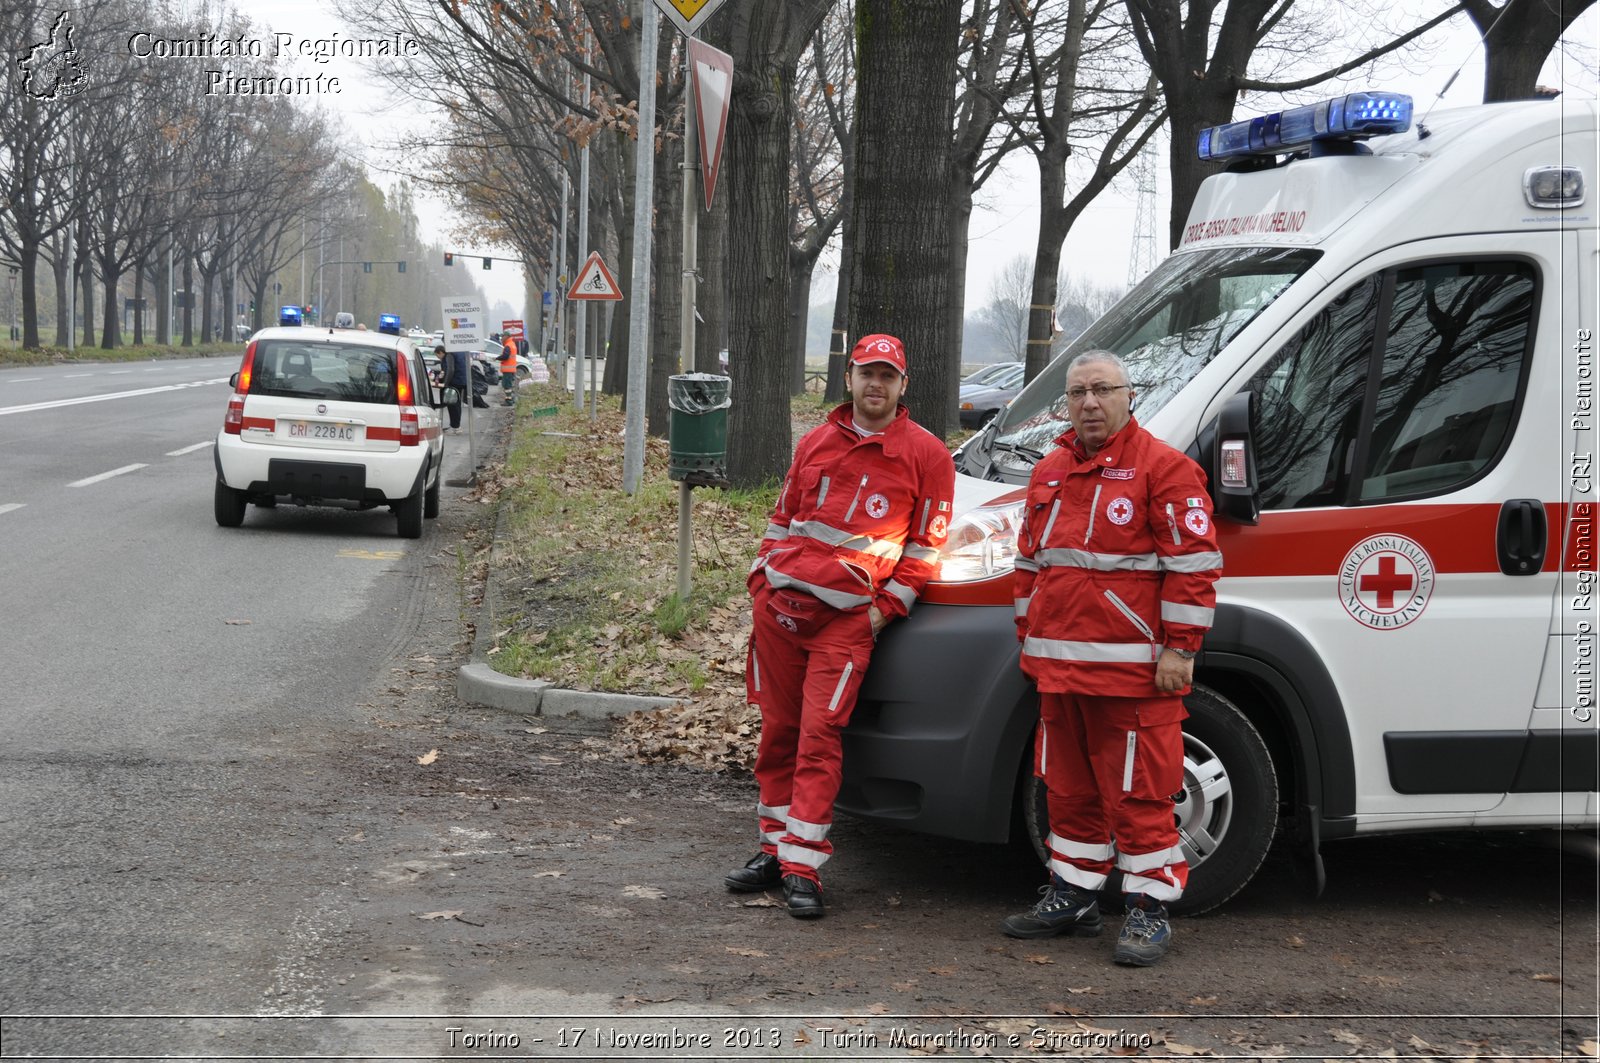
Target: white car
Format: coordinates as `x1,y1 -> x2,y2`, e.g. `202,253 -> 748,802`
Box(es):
214,325 -> 449,538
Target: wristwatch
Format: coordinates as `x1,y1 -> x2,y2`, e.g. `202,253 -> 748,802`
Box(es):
1168,647 -> 1197,660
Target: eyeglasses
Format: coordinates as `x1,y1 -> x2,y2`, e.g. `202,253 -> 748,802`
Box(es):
1065,383 -> 1130,402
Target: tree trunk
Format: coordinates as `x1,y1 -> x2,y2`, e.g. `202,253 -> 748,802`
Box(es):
848,0 -> 964,440
21,243 -> 42,350
133,263 -> 145,346
787,256 -> 814,395
100,259 -> 121,349
824,179 -> 854,404
181,255 -> 194,347
724,8 -> 805,487
52,244 -> 70,346
79,249 -> 95,349
199,268 -> 215,348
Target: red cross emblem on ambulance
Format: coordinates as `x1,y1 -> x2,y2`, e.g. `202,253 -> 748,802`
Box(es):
1337,534 -> 1436,630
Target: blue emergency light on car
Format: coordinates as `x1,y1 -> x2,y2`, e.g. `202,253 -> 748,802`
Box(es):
1197,91 -> 1412,161
377,313 -> 401,335
278,305 -> 303,326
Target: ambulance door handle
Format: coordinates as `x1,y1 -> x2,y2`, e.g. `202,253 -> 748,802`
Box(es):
1496,499 -> 1546,576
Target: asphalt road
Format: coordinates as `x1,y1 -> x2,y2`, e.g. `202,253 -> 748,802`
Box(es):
0,357 -> 1594,1061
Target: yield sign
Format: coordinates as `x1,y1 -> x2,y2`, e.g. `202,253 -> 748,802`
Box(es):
567,251 -> 623,301
652,0 -> 727,39
688,38 -> 733,209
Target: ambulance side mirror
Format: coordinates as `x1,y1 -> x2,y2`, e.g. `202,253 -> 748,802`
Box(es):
1211,391 -> 1260,526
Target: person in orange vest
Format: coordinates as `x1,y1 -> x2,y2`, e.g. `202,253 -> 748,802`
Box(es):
498,333 -> 520,406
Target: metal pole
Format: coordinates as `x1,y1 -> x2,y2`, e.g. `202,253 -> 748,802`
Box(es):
675,46 -> 700,598
546,219 -> 558,358
558,176 -> 570,386
574,64 -> 592,413
317,209 -> 325,324
622,1 -> 658,495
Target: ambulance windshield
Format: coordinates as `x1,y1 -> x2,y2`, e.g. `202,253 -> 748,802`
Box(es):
974,246 -> 1320,479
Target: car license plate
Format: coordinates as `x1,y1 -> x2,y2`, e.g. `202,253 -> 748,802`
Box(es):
281,419 -> 361,443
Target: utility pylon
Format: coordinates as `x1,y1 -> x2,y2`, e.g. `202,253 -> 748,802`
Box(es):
1126,149 -> 1159,288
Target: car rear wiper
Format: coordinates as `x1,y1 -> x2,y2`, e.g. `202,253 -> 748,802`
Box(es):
990,439 -> 1044,463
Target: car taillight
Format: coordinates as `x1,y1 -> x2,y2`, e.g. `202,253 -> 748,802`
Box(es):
395,348 -> 419,445
400,406 -> 419,445
223,394 -> 245,435
223,341 -> 255,435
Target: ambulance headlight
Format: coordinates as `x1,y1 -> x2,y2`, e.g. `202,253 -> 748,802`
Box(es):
1524,166 -> 1585,209
934,497 -> 1025,583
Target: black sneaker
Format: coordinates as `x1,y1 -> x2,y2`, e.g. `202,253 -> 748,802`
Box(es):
782,873 -> 825,919
723,852 -> 780,893
1000,881 -> 1103,939
1113,895 -> 1173,966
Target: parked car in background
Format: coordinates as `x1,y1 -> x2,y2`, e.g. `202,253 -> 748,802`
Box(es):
957,362 -> 1027,427
214,325 -> 449,539
960,360 -> 1023,388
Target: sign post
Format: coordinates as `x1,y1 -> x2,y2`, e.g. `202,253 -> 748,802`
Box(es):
442,296 -> 486,483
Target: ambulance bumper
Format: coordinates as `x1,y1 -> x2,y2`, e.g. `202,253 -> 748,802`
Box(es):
838,603 -> 1036,843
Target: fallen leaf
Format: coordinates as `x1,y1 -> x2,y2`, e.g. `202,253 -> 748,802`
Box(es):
612,816 -> 636,826
1283,934 -> 1305,948
929,965 -> 959,976
418,910 -> 463,920
223,618 -> 251,625
793,1030 -> 810,1045
1162,1042 -> 1212,1056
1043,1002 -> 1084,1016
416,749 -> 440,765
531,870 -> 563,878
622,884 -> 666,900
1406,1036 -> 1435,1052
1330,1029 -> 1364,1047
1024,954 -> 1055,965
725,946 -> 767,957
1531,972 -> 1562,983
866,1003 -> 890,1015
742,894 -> 781,908
1065,985 -> 1100,995
1576,1040 -> 1598,1057
1188,995 -> 1219,1005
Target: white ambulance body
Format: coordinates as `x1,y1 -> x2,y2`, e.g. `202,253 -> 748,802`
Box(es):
839,94 -> 1598,912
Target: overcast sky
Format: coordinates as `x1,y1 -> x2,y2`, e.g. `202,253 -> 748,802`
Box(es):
199,0 -> 1597,320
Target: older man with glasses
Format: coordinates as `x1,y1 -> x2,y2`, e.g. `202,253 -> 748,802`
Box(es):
1002,350 -> 1222,967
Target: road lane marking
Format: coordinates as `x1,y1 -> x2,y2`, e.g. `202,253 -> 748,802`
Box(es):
68,464 -> 148,487
9,377 -> 41,383
109,370 -> 133,375
337,549 -> 404,560
0,377 -> 229,417
0,503 -> 24,516
166,441 -> 215,456
64,373 -> 90,378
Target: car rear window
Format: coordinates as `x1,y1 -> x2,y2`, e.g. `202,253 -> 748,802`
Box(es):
251,341 -> 397,404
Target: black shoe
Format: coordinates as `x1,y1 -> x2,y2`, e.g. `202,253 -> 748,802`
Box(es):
782,874 -> 825,919
1000,881 -> 1103,939
1113,895 -> 1173,966
724,852 -> 780,893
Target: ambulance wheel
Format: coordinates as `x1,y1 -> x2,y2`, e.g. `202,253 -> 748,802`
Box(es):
214,478 -> 247,527
394,479 -> 424,539
1022,683 -> 1278,916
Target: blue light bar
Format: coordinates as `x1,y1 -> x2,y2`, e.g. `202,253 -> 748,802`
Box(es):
278,305 -> 303,327
377,313 -> 401,335
1198,92 -> 1412,161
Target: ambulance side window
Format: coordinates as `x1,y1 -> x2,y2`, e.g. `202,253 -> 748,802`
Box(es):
1248,277 -> 1380,509
1359,261 -> 1536,502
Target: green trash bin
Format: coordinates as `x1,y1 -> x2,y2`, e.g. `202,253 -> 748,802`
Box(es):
668,373 -> 731,486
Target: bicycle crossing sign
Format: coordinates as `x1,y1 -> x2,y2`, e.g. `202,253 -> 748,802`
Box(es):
567,251 -> 624,301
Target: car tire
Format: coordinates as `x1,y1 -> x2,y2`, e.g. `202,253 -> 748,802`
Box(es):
1022,683 -> 1278,916
395,477 -> 424,539
423,467 -> 441,519
214,478 -> 247,527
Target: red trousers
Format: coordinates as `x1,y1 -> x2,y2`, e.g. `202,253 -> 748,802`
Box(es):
1036,691 -> 1189,902
746,585 -> 875,883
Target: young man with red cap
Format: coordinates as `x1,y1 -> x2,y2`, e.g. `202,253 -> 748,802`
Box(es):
726,333 -> 955,918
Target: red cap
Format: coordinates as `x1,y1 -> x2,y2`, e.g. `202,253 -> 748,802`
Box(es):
849,334 -> 908,374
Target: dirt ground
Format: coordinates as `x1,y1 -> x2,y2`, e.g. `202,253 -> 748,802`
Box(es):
258,475 -> 1600,1061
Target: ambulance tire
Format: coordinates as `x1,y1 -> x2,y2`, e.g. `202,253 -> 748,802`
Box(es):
214,478 -> 247,527
394,478 -> 424,539
1022,684 -> 1278,916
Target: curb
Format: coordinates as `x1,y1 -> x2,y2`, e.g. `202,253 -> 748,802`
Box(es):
452,411 -> 684,722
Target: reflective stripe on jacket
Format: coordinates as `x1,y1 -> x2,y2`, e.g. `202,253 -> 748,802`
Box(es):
752,403 -> 955,621
1013,416 -> 1221,697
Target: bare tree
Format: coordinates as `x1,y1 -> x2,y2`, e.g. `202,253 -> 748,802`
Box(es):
973,254 -> 1034,359
1462,0 -> 1596,101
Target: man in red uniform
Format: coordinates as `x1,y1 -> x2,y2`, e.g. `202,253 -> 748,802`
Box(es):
726,334 -> 955,919
1004,350 -> 1221,966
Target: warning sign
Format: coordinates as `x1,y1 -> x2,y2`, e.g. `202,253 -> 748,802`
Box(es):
653,0 -> 727,38
567,251 -> 624,301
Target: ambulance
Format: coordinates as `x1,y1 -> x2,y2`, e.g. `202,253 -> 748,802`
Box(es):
839,92 -> 1598,913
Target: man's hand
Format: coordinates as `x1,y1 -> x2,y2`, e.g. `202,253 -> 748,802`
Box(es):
1155,648 -> 1195,694
869,605 -> 887,636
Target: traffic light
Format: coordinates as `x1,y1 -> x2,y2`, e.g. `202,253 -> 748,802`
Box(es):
248,300 -> 256,314
482,257 -> 492,270
443,252 -> 453,266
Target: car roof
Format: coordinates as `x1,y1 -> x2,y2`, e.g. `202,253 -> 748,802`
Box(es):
250,327 -> 410,350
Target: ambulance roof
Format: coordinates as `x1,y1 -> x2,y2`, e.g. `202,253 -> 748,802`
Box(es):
1177,98 -> 1596,254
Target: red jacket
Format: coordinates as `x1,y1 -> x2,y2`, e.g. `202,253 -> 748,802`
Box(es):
1014,416 -> 1221,698
752,403 -> 956,620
